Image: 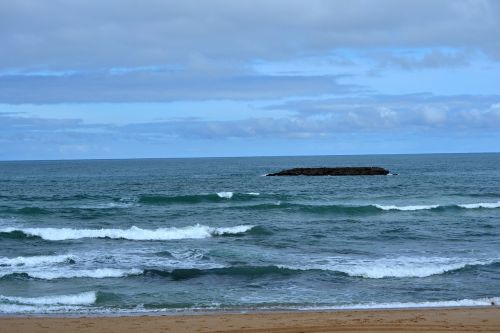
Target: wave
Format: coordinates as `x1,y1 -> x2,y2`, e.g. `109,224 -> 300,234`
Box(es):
75,202 -> 135,209
374,204 -> 440,211
1,268 -> 143,280
138,192 -> 260,204
217,191 -> 233,198
0,254 -> 74,267
457,201 -> 500,209
0,203 -> 134,216
0,304 -> 87,314
143,257 -> 499,280
236,201 -> 500,214
299,297 -> 500,311
0,291 -> 96,305
144,265 -> 301,281
0,224 -> 255,241
296,256 -> 499,278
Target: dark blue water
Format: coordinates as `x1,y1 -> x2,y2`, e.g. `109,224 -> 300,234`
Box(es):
0,154 -> 499,314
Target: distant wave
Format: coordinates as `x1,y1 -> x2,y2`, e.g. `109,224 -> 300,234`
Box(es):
374,204 -> 440,211
457,201 -> 500,209
1,268 -> 143,280
375,201 -> 500,211
0,291 -> 96,305
0,254 -> 74,267
138,192 -> 260,204
75,202 -> 135,209
236,201 -> 500,214
0,224 -> 255,241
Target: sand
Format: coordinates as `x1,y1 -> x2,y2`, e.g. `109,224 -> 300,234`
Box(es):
1,307 -> 499,333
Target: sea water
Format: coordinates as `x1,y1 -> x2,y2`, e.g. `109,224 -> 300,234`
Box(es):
0,153 -> 499,314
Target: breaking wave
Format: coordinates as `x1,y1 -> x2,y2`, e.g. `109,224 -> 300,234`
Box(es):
0,254 -> 74,267
0,224 -> 256,241
236,201 -> 500,214
295,256 -> 499,278
138,192 -> 260,204
0,268 -> 143,280
299,297 -> 500,310
0,291 -> 96,305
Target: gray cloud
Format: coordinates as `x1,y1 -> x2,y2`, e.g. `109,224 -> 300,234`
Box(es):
374,49 -> 472,71
1,0 -> 499,72
1,93 -> 499,159
0,70 -> 351,103
2,94 -> 499,144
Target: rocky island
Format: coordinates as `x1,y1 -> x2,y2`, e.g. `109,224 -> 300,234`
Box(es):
267,167 -> 391,176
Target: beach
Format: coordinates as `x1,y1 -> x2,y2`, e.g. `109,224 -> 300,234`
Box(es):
1,307 -> 499,332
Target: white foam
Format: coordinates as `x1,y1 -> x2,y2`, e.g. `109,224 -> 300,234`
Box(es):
293,256 -> 496,278
0,291 -> 96,305
458,201 -> 500,209
77,202 -> 134,209
293,297 -> 500,311
21,268 -> 142,280
0,224 -> 255,241
0,254 -> 74,267
211,225 -> 255,235
374,204 -> 440,211
0,304 -> 85,313
217,192 -> 233,199
247,192 -> 260,196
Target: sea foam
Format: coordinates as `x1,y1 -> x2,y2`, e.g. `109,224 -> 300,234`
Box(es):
0,224 -> 255,241
1,268 -> 143,280
297,297 -> 500,311
295,256 -> 497,278
216,192 -> 234,199
0,291 -> 96,305
374,201 -> 500,211
0,254 -> 74,267
458,201 -> 500,209
374,204 -> 439,211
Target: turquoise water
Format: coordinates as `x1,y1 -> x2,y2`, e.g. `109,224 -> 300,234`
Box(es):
0,153 -> 499,314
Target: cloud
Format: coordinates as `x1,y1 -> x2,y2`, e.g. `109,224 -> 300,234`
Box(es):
1,0 -> 499,72
0,70 -> 349,104
2,94 -> 499,144
373,49 -> 472,71
1,93 -> 499,159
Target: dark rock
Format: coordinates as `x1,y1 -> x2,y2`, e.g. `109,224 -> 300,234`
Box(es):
266,167 -> 390,176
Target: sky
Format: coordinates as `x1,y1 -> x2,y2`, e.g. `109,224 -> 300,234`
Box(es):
1,0 -> 500,160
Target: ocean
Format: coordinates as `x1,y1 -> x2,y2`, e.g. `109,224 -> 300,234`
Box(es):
0,153 -> 499,314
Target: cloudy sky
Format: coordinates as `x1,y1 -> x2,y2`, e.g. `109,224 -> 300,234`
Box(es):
1,0 -> 499,160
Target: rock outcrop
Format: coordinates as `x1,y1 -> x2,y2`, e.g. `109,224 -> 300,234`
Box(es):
267,167 -> 390,176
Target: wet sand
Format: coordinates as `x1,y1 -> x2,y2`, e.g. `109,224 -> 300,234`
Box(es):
1,307 -> 499,333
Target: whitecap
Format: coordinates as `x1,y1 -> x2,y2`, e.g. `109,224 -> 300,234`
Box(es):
0,254 -> 74,267
288,256 -> 497,278
17,268 -> 143,280
0,291 -> 96,305
217,192 -> 234,199
0,224 -> 255,241
458,201 -> 500,209
374,204 -> 440,211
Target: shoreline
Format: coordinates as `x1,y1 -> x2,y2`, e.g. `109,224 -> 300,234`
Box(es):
0,304 -> 500,319
1,307 -> 499,333
1,304 -> 499,318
